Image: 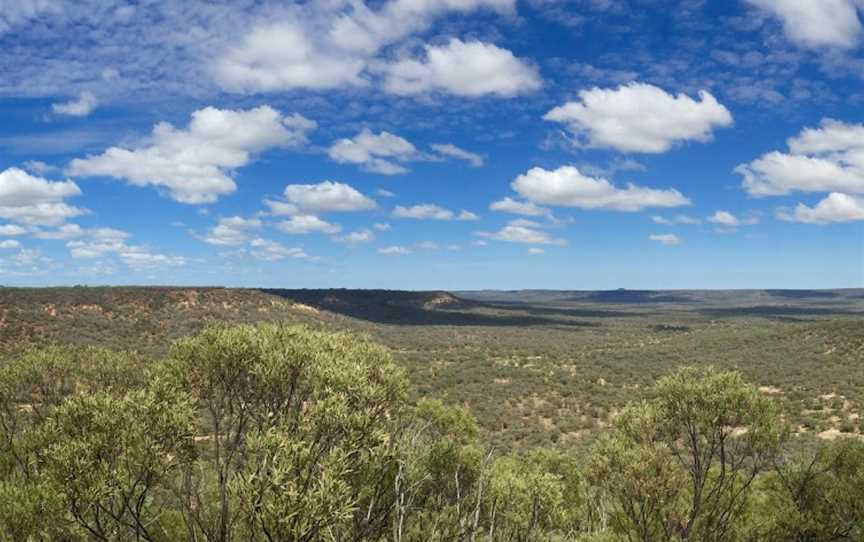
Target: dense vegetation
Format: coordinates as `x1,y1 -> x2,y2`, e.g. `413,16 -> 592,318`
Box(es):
1,322 -> 862,541
1,287 -> 862,451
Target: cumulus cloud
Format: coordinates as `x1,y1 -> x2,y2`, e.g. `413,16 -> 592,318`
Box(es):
651,215 -> 701,225
373,222 -> 391,231
381,39 -> 541,97
63,227 -> 185,269
22,161 -> 58,175
277,215 -> 341,235
0,239 -> 20,249
777,192 -> 864,224
116,250 -> 186,270
393,204 -> 478,220
0,224 -> 27,236
335,229 -> 376,244
527,247 -> 544,255
215,0 -> 515,93
249,238 -> 315,261
544,82 -> 733,153
429,143 -> 484,166
278,181 -> 377,214
0,167 -> 87,226
67,106 -> 316,204
379,245 -> 412,255
327,132 -> 484,174
736,119 -> 864,197
204,216 -> 262,246
489,197 -> 550,216
649,233 -> 681,245
511,166 -> 690,211
707,211 -> 759,227
476,220 -> 566,245
52,91 -> 98,117
328,129 -> 417,174
36,224 -> 129,242
745,0 -> 863,49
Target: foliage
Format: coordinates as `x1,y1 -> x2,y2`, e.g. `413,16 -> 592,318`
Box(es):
0,322 -> 862,541
756,439 -> 864,541
588,368 -> 787,541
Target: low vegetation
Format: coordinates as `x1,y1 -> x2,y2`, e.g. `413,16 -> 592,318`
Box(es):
1,287 -> 863,452
1,322 -> 862,541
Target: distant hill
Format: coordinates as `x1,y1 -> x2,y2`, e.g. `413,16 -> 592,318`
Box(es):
262,288 -> 479,324
0,287 -> 340,355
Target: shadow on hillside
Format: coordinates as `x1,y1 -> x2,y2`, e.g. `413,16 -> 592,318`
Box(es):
568,290 -> 698,304
261,289 -> 599,328
766,290 -> 839,299
483,301 -> 638,319
700,306 -> 864,318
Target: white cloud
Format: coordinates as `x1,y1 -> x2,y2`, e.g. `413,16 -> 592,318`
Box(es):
215,22 -> 368,93
36,224 -> 129,242
746,0 -> 863,49
373,222 -> 391,231
277,215 -> 341,235
544,82 -> 733,153
736,119 -> 864,197
511,166 -> 690,211
0,167 -> 81,206
707,211 -> 759,227
249,238 -> 315,261
381,39 -> 541,97
476,220 -> 566,245
393,204 -> 478,220
22,161 -> 57,175
651,215 -> 701,225
527,247 -> 544,255
377,189 -> 396,198
0,240 -> 20,249
777,192 -> 864,224
416,240 -> 439,250
379,245 -> 412,255
204,216 -> 262,246
328,129 -> 417,174
215,0 -> 515,93
335,229 -> 375,244
117,249 -> 186,269
649,233 -> 681,245
489,197 -> 550,216
429,143 -> 484,166
52,91 -> 98,117
10,248 -> 50,267
280,181 -> 377,213
67,106 -> 316,204
0,224 -> 26,236
64,228 -> 185,269
0,167 -> 87,226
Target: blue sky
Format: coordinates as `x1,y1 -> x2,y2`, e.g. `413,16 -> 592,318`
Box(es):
0,0 -> 862,290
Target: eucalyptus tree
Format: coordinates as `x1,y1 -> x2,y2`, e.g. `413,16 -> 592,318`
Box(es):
168,323 -> 408,542
589,367 -> 786,542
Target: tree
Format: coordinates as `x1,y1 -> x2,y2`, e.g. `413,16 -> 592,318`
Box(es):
588,367 -> 786,542
485,449 -> 582,542
393,399 -> 490,542
167,323 -> 407,542
0,345 -> 149,541
758,439 -> 864,541
39,388 -> 196,541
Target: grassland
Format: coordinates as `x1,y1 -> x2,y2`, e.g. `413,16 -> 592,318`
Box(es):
1,286 -> 862,450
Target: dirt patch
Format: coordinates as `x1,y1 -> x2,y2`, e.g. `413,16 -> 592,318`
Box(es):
759,385 -> 783,395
